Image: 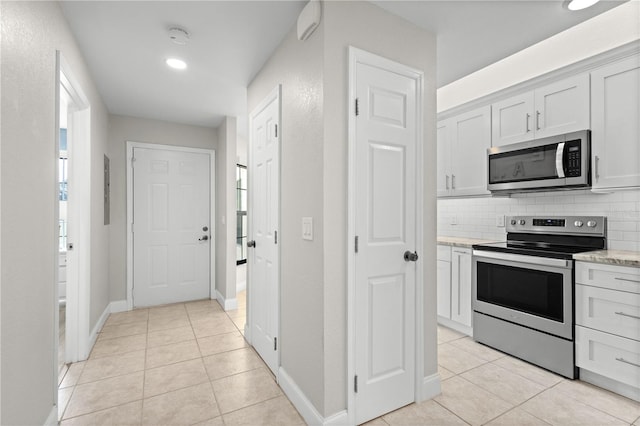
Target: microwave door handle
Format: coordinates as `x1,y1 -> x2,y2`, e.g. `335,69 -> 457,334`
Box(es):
555,142 -> 565,178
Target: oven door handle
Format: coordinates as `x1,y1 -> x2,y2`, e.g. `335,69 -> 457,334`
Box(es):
473,250 -> 571,268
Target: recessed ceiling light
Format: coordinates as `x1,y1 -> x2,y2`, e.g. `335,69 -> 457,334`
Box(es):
567,0 -> 600,11
166,58 -> 187,70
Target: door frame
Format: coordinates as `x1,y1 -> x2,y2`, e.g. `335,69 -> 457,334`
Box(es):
245,85 -> 281,364
347,47 -> 425,423
126,141 -> 216,310
55,51 -> 92,365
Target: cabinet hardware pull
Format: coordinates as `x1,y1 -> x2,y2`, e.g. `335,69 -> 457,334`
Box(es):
536,111 -> 541,130
452,174 -> 456,190
616,357 -> 640,368
526,113 -> 531,132
595,155 -> 600,181
446,175 -> 450,190
615,311 -> 640,320
615,277 -> 640,284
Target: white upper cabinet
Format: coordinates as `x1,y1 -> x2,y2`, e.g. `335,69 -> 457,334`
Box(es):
492,74 -> 590,146
438,105 -> 491,197
491,92 -> 535,146
591,53 -> 640,190
436,120 -> 452,197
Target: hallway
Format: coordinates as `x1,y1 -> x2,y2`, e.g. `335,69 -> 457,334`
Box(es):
57,296 -> 303,425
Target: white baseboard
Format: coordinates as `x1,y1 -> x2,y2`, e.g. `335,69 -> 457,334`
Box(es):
278,367 -> 350,426
421,372 -> 442,401
323,410 -> 349,426
580,369 -> 640,402
44,405 -> 57,426
109,300 -> 128,314
279,367 -> 324,425
437,316 -> 472,336
215,289 -> 238,311
88,303 -> 111,355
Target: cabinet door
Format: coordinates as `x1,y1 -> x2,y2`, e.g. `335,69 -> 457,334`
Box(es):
491,92 -> 534,146
436,120 -> 452,197
451,248 -> 472,327
450,106 -> 491,196
591,54 -> 640,190
535,74 -> 590,138
437,259 -> 451,318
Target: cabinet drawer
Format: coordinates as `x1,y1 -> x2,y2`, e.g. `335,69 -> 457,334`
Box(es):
576,326 -> 640,390
576,262 -> 640,294
437,245 -> 451,262
576,284 -> 640,341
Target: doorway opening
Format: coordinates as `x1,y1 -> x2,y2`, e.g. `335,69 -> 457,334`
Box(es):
55,51 -> 92,414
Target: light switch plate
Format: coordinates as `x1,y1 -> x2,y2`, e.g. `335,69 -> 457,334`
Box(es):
302,217 -> 313,240
496,215 -> 505,227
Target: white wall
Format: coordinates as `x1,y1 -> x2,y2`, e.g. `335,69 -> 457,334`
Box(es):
438,1 -> 640,112
249,0 -> 437,418
215,117 -> 238,303
107,115 -> 218,302
439,190 -> 640,251
248,14 -> 326,413
1,2 -> 110,423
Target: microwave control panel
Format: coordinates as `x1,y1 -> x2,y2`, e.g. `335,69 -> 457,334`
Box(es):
565,140 -> 581,177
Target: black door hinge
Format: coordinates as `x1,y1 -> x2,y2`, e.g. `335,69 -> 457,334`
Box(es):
355,98 -> 360,116
355,236 -> 359,253
274,337 -> 278,351
275,124 -> 278,138
354,375 -> 358,393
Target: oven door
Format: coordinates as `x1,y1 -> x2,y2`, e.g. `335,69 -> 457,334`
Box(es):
472,250 -> 573,340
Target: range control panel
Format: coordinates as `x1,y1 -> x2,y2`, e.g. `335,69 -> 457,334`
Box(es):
506,215 -> 606,236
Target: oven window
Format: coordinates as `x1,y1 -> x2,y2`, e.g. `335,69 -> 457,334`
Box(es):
476,261 -> 564,322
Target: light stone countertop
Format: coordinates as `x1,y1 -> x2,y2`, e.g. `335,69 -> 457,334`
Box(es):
573,250 -> 640,268
437,236 -> 499,248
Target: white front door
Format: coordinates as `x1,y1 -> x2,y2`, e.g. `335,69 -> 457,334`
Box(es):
132,147 -> 211,307
249,87 -> 280,376
353,54 -> 420,424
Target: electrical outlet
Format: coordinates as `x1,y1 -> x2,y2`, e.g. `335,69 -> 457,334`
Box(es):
450,215 -> 458,225
496,215 -> 505,227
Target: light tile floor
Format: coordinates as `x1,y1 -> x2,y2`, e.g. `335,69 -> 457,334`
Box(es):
58,300 -> 640,425
375,326 -> 640,426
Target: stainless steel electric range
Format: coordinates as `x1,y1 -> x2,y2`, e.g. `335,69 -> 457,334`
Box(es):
472,215 -> 607,379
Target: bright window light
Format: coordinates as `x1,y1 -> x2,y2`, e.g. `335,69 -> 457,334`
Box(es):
568,0 -> 600,11
166,58 -> 187,70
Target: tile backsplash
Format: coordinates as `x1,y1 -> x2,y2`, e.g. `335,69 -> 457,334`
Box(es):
438,189 -> 640,251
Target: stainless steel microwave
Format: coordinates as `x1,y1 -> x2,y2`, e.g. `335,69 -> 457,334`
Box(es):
487,130 -> 591,194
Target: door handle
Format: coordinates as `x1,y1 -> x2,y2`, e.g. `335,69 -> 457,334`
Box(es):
247,240 -> 256,248
404,251 -> 418,262
198,235 -> 209,241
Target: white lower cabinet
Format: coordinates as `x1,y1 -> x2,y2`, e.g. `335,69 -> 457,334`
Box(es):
575,261 -> 640,401
437,245 -> 451,319
437,245 -> 472,335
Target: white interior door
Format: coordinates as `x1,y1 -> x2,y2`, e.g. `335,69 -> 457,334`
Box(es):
133,147 -> 211,307
249,87 -> 280,376
353,58 -> 419,424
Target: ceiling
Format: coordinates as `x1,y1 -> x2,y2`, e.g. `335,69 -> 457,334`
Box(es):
60,1 -> 626,130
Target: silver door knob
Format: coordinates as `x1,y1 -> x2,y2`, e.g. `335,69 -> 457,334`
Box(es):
198,235 -> 209,241
247,240 -> 256,248
404,251 -> 419,262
